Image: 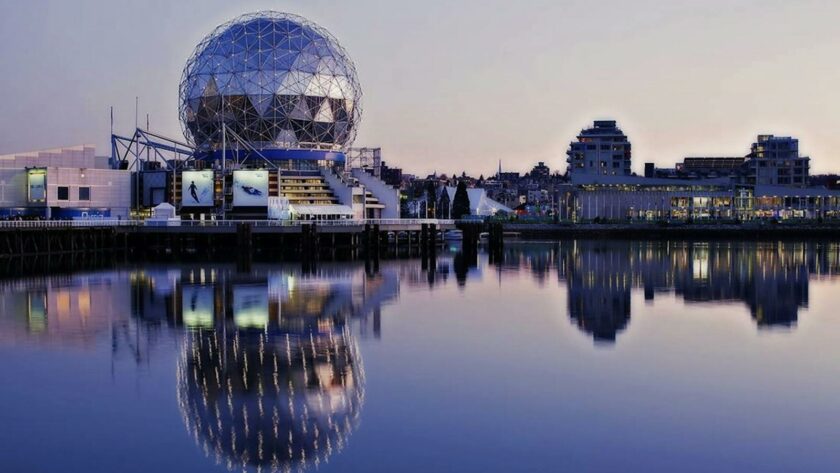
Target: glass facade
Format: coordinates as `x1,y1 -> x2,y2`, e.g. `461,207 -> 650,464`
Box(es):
179,12 -> 362,153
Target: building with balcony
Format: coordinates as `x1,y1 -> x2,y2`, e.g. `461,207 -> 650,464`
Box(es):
747,135 -> 810,187
567,120 -> 632,177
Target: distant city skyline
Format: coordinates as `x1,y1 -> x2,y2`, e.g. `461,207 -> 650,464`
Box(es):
1,0 -> 838,176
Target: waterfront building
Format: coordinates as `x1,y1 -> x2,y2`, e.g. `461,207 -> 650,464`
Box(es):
566,120 -> 632,177
747,135 -> 810,187
753,185 -> 840,219
565,174 -> 744,221
560,170 -> 840,222
0,145 -> 131,219
111,11 -> 397,221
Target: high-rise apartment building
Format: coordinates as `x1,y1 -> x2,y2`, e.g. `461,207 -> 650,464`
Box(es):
567,120 -> 632,176
747,135 -> 810,187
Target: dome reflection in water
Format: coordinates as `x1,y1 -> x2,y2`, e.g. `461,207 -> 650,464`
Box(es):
176,272 -> 368,473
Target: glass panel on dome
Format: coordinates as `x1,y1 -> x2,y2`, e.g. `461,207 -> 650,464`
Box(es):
324,78 -> 343,100
304,74 -> 326,96
273,50 -> 297,70
202,77 -> 219,97
312,122 -> 334,144
275,128 -> 297,148
314,100 -> 334,123
289,95 -> 312,120
242,71 -> 264,95
250,94 -> 272,117
273,95 -> 297,117
329,98 -> 348,121
316,57 -> 338,75
278,70 -> 307,95
214,73 -> 234,93
305,96 -> 324,118
334,76 -> 352,98
292,52 -> 319,74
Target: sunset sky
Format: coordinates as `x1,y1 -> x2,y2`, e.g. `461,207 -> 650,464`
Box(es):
1,0 -> 838,176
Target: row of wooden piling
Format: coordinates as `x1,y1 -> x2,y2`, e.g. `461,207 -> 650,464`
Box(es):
0,222 -> 506,264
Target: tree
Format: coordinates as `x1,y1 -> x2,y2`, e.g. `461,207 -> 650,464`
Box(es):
451,180 -> 471,219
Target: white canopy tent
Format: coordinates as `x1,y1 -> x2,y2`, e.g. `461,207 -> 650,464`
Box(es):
443,187 -> 512,217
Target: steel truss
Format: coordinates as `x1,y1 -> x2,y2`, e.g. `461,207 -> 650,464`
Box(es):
110,128 -> 196,171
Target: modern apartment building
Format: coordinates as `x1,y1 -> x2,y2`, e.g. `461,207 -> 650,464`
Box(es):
567,120 -> 632,176
747,135 -> 810,187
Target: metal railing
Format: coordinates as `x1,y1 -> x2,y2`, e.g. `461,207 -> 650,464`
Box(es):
0,218 -> 456,229
0,220 -> 140,229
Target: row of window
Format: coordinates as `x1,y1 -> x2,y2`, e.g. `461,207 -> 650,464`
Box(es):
57,186 -> 90,201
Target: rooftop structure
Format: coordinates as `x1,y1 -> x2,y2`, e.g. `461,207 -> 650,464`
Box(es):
0,145 -> 105,169
679,157 -> 746,172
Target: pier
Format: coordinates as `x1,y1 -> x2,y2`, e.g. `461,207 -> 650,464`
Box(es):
0,219 -> 469,261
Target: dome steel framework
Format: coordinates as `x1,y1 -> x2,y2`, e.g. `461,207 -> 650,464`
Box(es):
179,12 -> 362,153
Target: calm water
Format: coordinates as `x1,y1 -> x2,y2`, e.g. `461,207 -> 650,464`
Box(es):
2,240 -> 840,473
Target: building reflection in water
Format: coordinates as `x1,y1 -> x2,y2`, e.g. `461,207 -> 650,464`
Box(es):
0,273 -> 130,349
0,263 -> 401,472
167,265 -> 399,472
485,240 -> 840,344
1,242 -> 839,468
178,322 -> 363,473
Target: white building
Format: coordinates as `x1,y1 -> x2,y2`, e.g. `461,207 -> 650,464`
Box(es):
0,145 -> 131,219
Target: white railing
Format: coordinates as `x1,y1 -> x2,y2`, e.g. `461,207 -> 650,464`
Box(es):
0,218 -> 456,229
167,218 -> 454,227
0,219 -> 139,229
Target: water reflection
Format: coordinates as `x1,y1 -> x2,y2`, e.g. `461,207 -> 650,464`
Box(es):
489,241 -> 840,343
3,241 -> 837,352
2,241 -> 840,471
178,327 -> 363,473
168,266 -> 397,472
0,264 -> 400,472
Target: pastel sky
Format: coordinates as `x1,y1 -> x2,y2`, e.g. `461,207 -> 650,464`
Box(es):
1,0 -> 838,176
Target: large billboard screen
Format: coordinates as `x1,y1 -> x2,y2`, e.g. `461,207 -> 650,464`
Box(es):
181,285 -> 214,328
27,169 -> 46,203
181,170 -> 214,207
233,170 -> 269,207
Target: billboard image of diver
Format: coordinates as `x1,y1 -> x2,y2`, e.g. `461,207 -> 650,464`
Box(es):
232,170 -> 269,207
181,171 -> 214,207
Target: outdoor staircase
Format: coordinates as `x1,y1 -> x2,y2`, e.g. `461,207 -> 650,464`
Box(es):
279,170 -> 339,205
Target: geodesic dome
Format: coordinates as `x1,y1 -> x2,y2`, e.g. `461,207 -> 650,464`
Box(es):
179,11 -> 362,152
